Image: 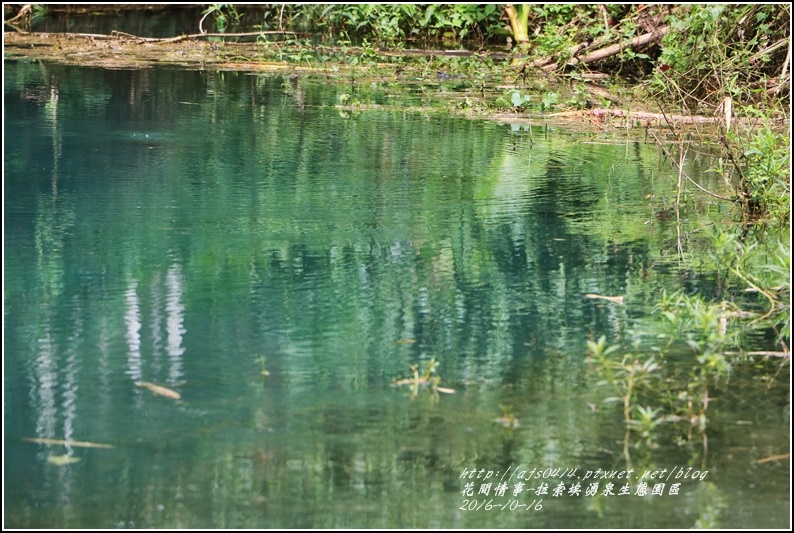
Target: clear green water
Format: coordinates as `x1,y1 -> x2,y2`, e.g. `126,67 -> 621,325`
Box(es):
4,63 -> 789,529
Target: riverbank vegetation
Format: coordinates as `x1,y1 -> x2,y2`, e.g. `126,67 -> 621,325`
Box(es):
6,4 -> 789,104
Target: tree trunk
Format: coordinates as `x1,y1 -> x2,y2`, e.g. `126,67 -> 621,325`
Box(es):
504,4 -> 530,47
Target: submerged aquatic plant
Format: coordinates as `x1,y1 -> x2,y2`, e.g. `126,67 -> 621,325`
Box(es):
586,336 -> 662,456
495,404 -> 520,429
392,358 -> 455,398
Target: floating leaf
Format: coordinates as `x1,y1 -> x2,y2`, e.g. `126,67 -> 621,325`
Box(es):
47,454 -> 81,466
135,381 -> 181,400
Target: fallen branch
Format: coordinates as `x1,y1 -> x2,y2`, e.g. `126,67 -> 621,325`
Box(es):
4,3 -> 32,32
155,30 -> 299,43
570,26 -> 670,66
756,453 -> 790,464
549,107 -> 720,124
585,294 -> 625,304
726,351 -> 790,358
135,381 -> 181,400
533,23 -> 670,71
532,31 -> 616,69
772,37 -> 792,95
23,437 -> 113,449
748,37 -> 791,64
5,29 -> 299,43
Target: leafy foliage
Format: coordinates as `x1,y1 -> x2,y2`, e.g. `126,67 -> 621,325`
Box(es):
255,4 -> 506,47
738,125 -> 791,223
651,4 -> 790,108
200,3 -> 243,33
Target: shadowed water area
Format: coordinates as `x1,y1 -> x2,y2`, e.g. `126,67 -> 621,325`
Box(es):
3,62 -> 789,529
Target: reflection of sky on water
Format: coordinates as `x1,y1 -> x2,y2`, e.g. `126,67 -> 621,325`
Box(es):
125,280 -> 142,382
122,264 -> 187,388
166,262 -> 186,383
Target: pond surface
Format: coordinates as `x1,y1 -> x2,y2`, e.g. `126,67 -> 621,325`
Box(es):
3,62 -> 789,529
29,6 -> 205,38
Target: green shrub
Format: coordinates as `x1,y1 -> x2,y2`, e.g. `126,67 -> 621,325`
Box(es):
652,4 -> 790,108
